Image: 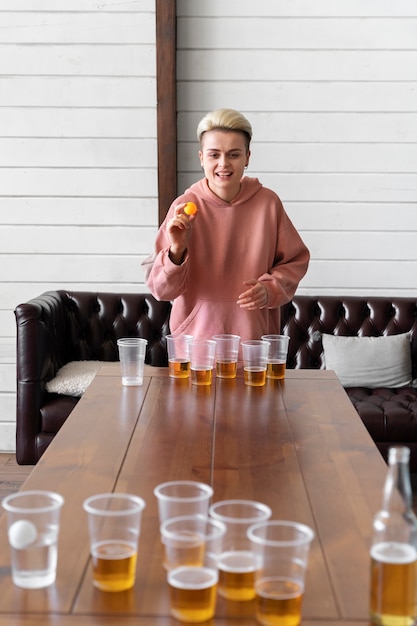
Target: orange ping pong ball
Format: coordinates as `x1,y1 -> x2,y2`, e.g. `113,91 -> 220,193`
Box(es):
184,202 -> 198,216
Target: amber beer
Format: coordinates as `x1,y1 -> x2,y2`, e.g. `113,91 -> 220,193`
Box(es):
216,359 -> 237,379
244,367 -> 266,387
191,367 -> 212,386
370,542 -> 417,626
217,550 -> 257,600
266,359 -> 286,380
169,358 -> 191,379
91,540 -> 137,591
255,578 -> 304,626
168,566 -> 218,622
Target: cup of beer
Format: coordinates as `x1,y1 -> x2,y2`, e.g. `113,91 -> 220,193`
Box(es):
247,520 -> 314,626
83,493 -> 146,592
166,334 -> 193,379
189,339 -> 216,386
168,565 -> 218,622
154,481 -> 214,525
212,334 -> 241,379
160,514 -> 226,571
261,334 -> 290,380
241,340 -> 269,387
209,499 -> 272,600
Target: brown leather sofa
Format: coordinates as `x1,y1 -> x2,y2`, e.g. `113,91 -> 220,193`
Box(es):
280,296 -> 417,470
15,292 -> 417,467
15,291 -> 172,464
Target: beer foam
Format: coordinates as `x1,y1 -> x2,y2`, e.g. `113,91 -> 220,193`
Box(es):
218,550 -> 256,573
168,566 -> 218,589
371,541 -> 417,565
8,519 -> 37,549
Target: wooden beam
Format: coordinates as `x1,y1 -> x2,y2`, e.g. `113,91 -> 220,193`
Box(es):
156,0 -> 177,225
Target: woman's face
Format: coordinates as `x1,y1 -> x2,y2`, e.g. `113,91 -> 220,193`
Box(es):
199,130 -> 250,203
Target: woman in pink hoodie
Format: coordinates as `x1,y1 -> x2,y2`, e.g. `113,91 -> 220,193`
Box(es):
142,108 -> 310,342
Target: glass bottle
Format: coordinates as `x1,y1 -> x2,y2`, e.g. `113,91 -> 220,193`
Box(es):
370,446 -> 417,626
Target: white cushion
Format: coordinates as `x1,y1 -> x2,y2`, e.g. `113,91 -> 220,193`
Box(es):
46,361 -> 102,397
322,332 -> 412,388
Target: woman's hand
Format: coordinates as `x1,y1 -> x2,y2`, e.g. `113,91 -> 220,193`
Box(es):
167,203 -> 196,264
237,280 -> 268,310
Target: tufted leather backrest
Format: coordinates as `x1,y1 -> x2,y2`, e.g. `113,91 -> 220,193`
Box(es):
280,296 -> 417,375
15,291 -> 172,382
15,291 -> 172,464
59,291 -> 171,367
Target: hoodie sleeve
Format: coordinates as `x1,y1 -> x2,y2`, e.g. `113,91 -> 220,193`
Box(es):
257,206 -> 310,309
141,210 -> 190,301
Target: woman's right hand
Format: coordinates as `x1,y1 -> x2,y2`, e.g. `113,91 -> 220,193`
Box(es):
167,203 -> 196,264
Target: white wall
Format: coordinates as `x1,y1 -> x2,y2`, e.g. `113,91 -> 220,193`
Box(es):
176,0 -> 417,295
0,0 -> 158,451
1,0 -> 416,453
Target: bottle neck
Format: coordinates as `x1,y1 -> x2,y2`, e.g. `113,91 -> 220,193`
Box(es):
383,447 -> 413,513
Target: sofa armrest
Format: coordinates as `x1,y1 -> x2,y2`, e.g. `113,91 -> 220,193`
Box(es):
15,291 -> 68,464
14,291 -> 172,464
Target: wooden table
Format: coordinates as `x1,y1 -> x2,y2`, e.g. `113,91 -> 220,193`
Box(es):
0,364 -> 387,625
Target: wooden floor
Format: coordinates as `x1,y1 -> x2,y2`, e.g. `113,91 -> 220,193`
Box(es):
0,454 -> 33,498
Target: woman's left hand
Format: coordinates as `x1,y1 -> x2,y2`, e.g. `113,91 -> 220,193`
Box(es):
237,280 -> 268,310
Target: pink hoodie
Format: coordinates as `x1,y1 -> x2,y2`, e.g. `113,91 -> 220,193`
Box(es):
142,177 -> 309,341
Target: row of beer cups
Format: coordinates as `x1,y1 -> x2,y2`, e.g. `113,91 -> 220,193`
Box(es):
167,333 -> 290,386
2,482 -> 313,625
154,480 -> 314,624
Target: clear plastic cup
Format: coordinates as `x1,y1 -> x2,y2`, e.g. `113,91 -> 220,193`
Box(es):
212,334 -> 241,379
190,339 -> 216,386
160,514 -> 226,571
261,334 -> 290,380
2,490 -> 64,589
209,499 -> 272,600
241,340 -> 269,387
154,481 -> 213,525
83,492 -> 146,592
117,337 -> 148,386
166,334 -> 193,379
247,520 -> 314,626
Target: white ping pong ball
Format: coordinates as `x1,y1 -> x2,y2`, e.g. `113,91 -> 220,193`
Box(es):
9,519 -> 37,549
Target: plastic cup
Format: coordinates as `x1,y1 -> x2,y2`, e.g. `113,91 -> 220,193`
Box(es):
261,334 -> 290,380
209,499 -> 272,601
83,493 -> 146,592
189,339 -> 216,386
168,565 -> 218,623
2,490 -> 64,589
247,520 -> 314,626
160,514 -> 226,571
241,340 -> 269,387
212,334 -> 240,379
166,334 -> 193,379
154,481 -> 214,525
117,337 -> 148,386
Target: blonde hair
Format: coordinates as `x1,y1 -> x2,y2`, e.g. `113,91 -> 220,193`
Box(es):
196,108 -> 252,150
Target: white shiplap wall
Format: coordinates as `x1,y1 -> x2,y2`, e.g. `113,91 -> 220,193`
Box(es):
176,0 -> 417,295
1,0 -> 417,453
0,0 -> 158,451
